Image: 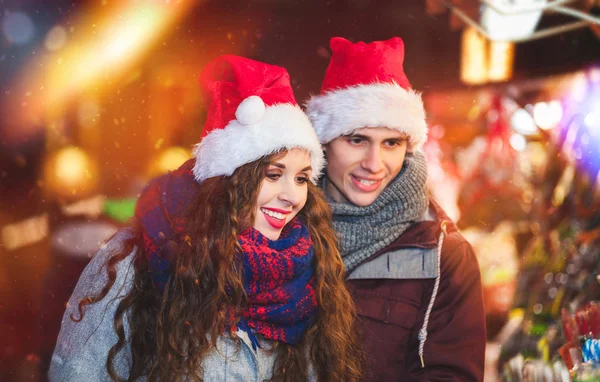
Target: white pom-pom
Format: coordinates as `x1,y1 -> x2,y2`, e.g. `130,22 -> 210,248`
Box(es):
235,95 -> 265,125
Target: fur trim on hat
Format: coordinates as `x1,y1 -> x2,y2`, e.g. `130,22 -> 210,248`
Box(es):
306,82 -> 428,151
193,103 -> 324,183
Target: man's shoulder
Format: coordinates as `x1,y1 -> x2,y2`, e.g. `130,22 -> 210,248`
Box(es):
440,230 -> 480,276
353,218 -> 477,280
442,229 -> 471,252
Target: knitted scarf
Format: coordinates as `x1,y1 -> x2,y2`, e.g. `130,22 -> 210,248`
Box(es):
135,162 -> 317,347
236,217 -> 317,347
135,159 -> 198,292
325,152 -> 430,273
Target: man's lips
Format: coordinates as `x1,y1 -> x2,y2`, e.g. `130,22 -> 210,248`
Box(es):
350,175 -> 383,192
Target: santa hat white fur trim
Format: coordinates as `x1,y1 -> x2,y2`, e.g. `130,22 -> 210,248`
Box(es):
305,82 -> 428,151
193,103 -> 324,183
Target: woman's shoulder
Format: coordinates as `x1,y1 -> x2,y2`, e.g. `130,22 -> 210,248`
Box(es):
49,227 -> 139,381
74,227 -> 139,300
94,226 -> 137,265
97,226 -> 138,262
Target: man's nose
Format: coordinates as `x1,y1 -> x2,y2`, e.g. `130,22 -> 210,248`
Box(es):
361,146 -> 384,173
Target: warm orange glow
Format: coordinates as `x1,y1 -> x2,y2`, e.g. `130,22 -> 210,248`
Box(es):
150,147 -> 192,176
1,214 -> 49,251
461,27 -> 488,85
56,149 -> 90,184
461,27 -> 515,85
62,195 -> 107,218
43,146 -> 99,199
46,1 -> 192,107
7,0 -> 196,138
488,40 -> 515,82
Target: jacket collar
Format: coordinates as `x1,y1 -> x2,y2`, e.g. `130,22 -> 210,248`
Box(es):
346,200 -> 454,280
388,199 -> 456,249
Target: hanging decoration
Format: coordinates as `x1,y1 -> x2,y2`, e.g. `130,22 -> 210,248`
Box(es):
461,27 -> 515,85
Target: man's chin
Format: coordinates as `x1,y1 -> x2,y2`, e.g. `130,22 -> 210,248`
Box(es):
328,180 -> 383,206
347,192 -> 380,207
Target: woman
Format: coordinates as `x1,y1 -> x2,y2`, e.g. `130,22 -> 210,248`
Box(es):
49,55 -> 362,381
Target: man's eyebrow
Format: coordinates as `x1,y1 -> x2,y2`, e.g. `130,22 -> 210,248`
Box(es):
348,132 -> 408,141
347,133 -> 369,140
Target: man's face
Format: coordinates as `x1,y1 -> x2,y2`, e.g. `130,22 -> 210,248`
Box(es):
324,127 -> 408,207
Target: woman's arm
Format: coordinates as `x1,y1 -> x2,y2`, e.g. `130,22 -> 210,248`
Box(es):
49,229 -> 137,382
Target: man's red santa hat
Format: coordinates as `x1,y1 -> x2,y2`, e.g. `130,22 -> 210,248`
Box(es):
306,37 -> 427,151
194,55 -> 323,183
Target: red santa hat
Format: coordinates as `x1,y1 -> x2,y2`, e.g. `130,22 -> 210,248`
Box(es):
306,37 -> 428,151
193,55 -> 324,183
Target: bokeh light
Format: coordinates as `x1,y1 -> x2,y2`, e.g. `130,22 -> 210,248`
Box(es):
511,108 -> 537,136
43,146 -> 99,199
510,133 -> 527,152
557,69 -> 600,180
6,0 -> 195,136
44,25 -> 68,51
1,11 -> 34,45
533,101 -> 562,130
150,147 -> 192,176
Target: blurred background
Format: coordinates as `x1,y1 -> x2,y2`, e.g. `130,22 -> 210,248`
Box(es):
0,0 -> 599,380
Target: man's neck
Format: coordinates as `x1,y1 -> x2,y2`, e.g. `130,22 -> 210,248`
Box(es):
323,176 -> 350,204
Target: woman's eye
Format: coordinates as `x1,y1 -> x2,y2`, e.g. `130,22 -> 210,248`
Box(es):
266,173 -> 281,181
296,176 -> 309,184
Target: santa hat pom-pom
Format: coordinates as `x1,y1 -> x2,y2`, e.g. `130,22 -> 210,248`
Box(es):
236,95 -> 265,125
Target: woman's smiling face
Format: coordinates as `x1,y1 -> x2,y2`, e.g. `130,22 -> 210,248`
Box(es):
253,149 -> 312,240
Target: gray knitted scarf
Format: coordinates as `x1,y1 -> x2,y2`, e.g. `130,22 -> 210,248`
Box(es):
325,152 -> 429,273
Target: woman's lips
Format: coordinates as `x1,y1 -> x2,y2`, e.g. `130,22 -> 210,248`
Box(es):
260,207 -> 289,229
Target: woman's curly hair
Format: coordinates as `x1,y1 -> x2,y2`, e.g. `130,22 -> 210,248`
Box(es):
73,151 -> 363,381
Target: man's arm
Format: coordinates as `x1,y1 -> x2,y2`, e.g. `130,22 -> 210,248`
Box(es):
409,233 -> 486,381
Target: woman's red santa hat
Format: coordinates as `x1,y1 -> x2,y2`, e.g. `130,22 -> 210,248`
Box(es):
306,37 -> 428,151
194,55 -> 324,183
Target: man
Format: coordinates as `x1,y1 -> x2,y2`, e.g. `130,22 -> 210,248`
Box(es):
306,36 -> 486,381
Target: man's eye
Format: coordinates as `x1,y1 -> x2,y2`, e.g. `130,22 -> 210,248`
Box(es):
385,139 -> 406,148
